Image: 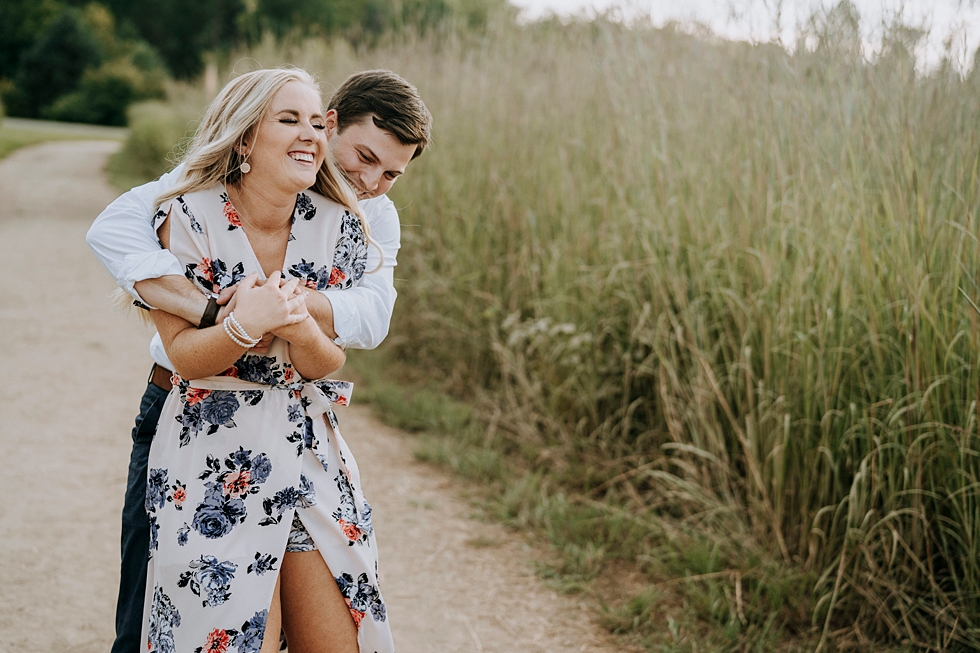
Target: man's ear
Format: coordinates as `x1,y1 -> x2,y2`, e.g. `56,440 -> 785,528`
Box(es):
324,109 -> 339,138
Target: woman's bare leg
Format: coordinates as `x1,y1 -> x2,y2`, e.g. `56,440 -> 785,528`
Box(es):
259,575 -> 282,653
280,550 -> 358,653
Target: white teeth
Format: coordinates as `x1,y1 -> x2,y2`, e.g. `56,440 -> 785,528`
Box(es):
289,152 -> 314,163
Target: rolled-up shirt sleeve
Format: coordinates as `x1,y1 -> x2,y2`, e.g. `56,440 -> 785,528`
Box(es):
85,167 -> 183,305
323,195 -> 401,350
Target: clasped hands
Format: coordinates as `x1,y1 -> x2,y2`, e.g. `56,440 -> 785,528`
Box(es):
215,271 -> 312,352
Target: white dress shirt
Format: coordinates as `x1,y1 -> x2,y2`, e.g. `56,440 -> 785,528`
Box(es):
86,165 -> 400,369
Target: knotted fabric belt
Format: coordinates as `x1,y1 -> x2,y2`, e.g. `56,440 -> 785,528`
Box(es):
165,369 -> 353,422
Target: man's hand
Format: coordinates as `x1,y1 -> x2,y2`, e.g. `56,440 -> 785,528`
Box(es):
304,291 -> 338,340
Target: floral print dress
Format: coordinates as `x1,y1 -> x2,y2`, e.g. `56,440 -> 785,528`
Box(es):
141,186 -> 392,653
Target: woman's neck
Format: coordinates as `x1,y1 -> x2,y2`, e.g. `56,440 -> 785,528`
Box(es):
227,181 -> 294,233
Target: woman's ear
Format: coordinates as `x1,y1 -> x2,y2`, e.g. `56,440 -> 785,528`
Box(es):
237,128 -> 255,155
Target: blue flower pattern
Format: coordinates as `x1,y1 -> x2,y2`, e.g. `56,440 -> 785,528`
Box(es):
178,555 -> 239,607
173,386 -> 243,447
335,572 -> 386,624
286,209 -> 366,291
232,610 -> 268,653
259,474 -> 316,526
147,585 -> 181,653
232,355 -> 285,385
247,553 -> 278,576
332,469 -> 374,547
189,448 -> 272,540
330,210 -> 367,290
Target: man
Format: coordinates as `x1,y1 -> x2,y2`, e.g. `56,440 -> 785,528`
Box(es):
86,68 -> 431,653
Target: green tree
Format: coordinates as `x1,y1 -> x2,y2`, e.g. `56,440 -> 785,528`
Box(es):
252,0 -> 510,43
0,0 -> 61,80
103,0 -> 245,78
6,7 -> 105,117
254,0 -> 366,39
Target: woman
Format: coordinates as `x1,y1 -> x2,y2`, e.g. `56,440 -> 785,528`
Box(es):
141,68 -> 391,653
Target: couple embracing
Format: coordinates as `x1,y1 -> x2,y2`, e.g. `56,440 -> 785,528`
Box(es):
87,67 -> 432,653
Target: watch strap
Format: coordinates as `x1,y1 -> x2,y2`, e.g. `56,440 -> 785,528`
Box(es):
198,296 -> 220,329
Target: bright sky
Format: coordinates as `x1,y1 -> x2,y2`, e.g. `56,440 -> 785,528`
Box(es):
509,0 -> 980,71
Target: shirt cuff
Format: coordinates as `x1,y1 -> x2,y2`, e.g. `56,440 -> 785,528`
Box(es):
117,250 -> 185,308
323,291 -> 358,349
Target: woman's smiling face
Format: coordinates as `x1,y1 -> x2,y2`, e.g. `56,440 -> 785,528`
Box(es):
245,80 -> 328,194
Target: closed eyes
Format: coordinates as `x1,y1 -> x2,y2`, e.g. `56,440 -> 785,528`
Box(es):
278,117 -> 326,130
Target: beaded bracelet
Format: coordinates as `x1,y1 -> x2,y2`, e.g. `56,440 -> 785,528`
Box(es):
222,312 -> 261,348
223,319 -> 255,348
228,312 -> 260,344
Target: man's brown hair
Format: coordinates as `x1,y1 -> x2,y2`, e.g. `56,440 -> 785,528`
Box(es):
328,69 -> 432,159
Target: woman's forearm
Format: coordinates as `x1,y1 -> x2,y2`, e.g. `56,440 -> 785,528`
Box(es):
152,310 -> 251,380
168,326 -> 255,379
282,318 -> 346,380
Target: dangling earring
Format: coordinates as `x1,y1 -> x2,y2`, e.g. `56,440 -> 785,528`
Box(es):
238,144 -> 251,174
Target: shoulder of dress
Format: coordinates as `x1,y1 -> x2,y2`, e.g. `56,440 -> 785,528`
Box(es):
179,184 -> 224,201
165,185 -> 228,237
173,185 -> 225,217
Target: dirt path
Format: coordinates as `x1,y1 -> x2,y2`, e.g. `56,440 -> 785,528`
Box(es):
0,141 -> 624,653
2,116 -> 128,138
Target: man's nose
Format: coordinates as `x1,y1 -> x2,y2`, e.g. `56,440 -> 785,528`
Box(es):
361,168 -> 382,192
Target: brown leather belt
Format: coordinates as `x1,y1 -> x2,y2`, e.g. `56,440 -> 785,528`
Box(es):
149,364 -> 174,392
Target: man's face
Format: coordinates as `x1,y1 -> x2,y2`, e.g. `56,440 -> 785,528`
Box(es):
325,109 -> 418,199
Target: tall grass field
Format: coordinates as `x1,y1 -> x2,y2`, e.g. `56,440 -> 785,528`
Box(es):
114,8 -> 980,651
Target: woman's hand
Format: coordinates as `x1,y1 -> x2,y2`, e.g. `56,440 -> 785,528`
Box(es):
270,285 -> 318,346
256,280 -> 309,351
228,272 -> 308,339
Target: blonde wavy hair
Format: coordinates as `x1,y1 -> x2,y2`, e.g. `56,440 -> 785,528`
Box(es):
158,67 -> 379,264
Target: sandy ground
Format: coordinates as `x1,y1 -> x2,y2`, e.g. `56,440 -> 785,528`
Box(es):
0,140 -> 625,653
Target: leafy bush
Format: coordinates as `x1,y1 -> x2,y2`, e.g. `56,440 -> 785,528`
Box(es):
44,56 -> 165,126
105,95 -> 202,189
